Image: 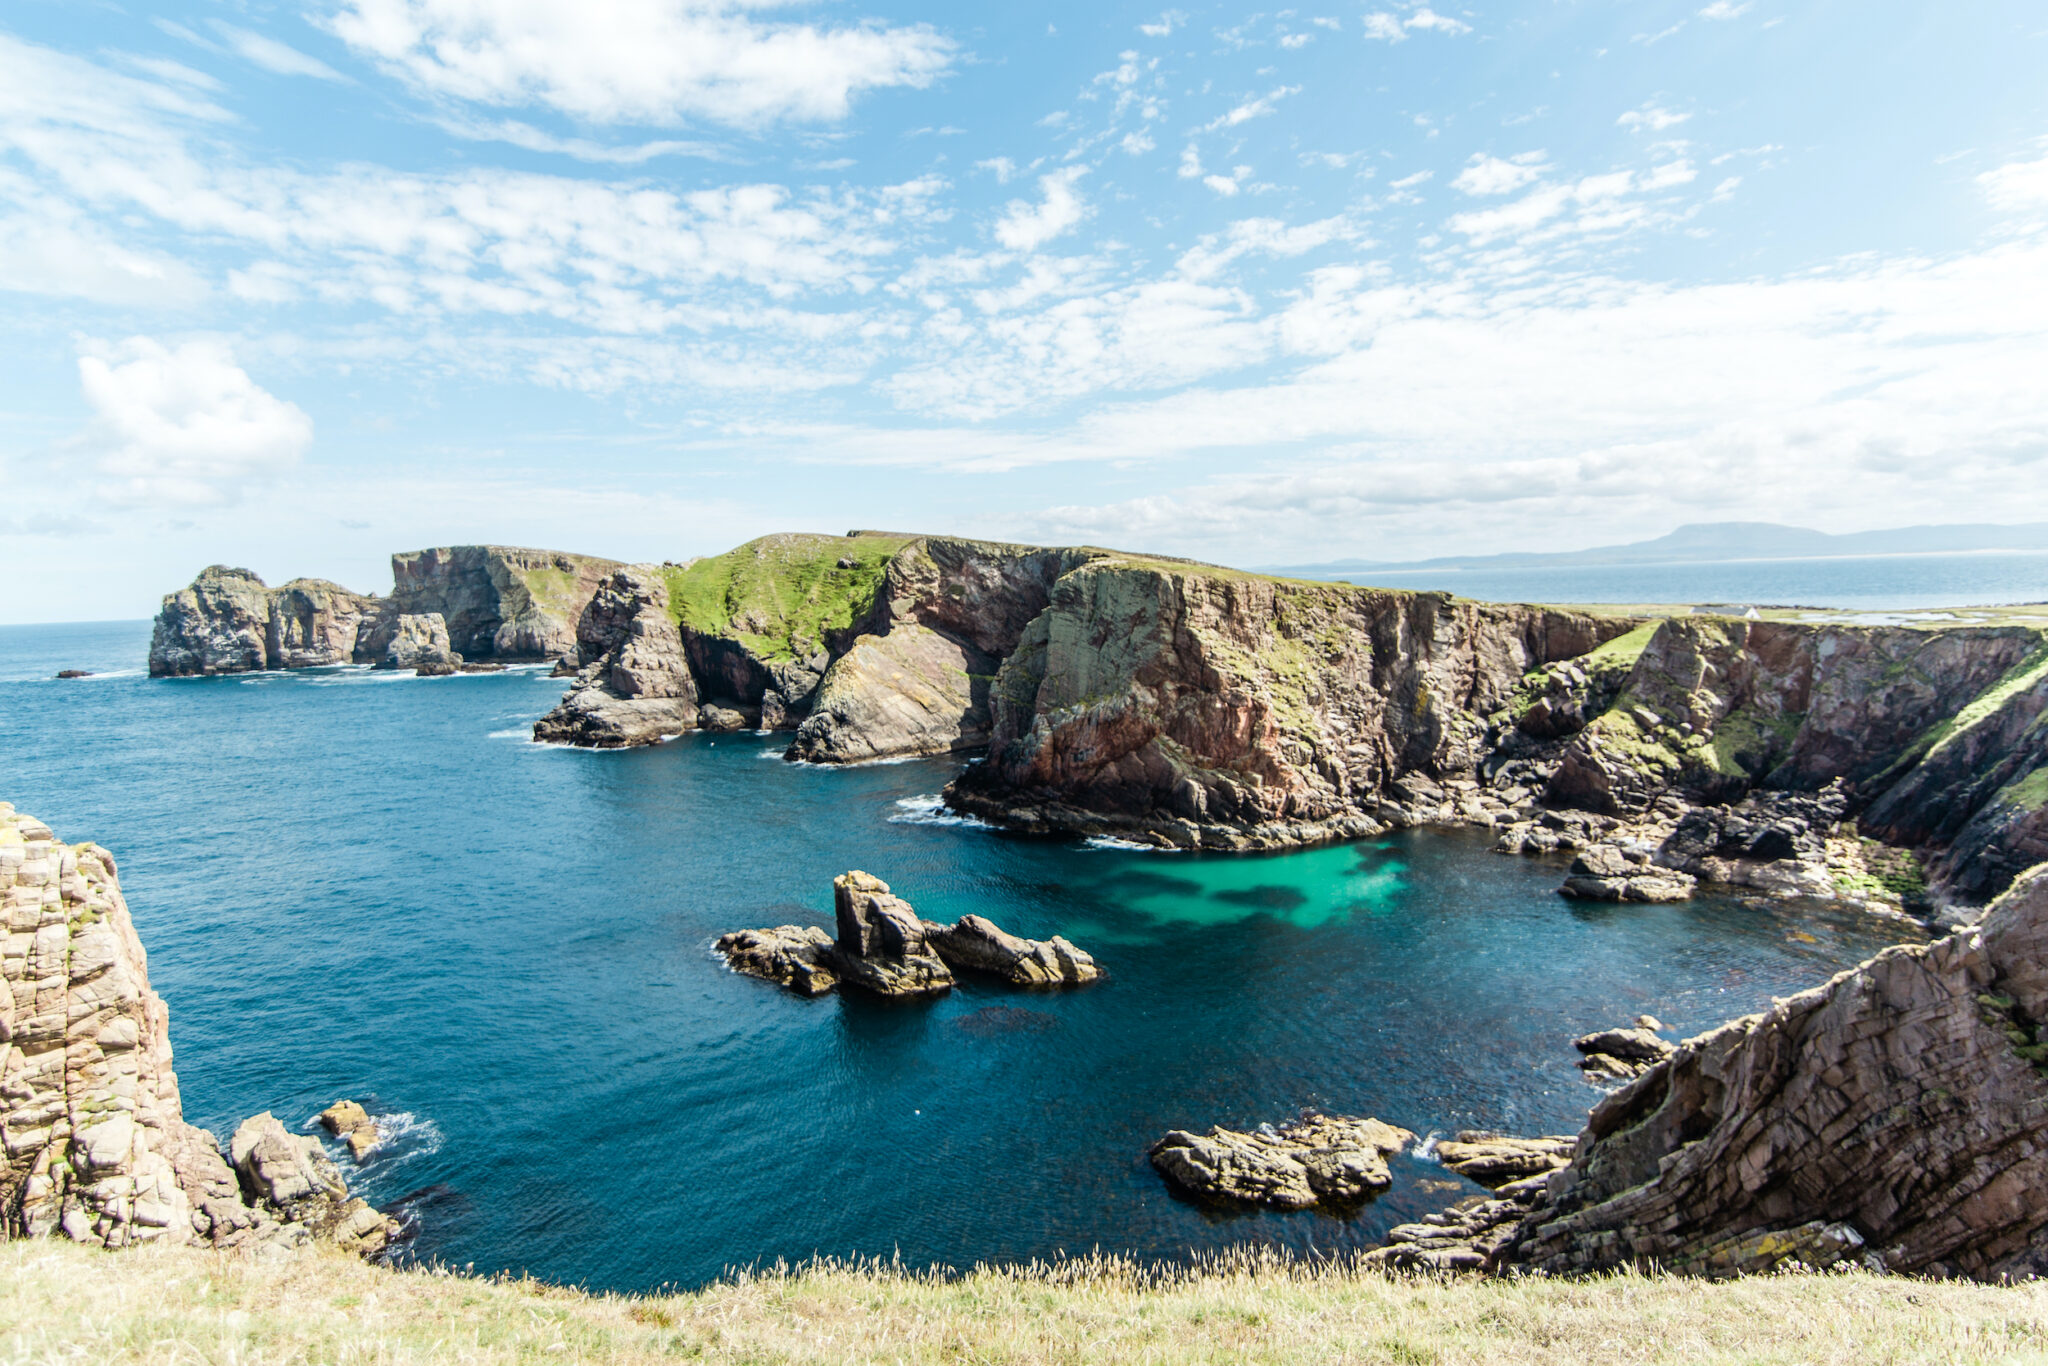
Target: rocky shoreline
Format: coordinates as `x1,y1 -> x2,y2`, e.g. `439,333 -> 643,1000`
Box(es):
151,531 -> 2048,916
1,803 -> 402,1256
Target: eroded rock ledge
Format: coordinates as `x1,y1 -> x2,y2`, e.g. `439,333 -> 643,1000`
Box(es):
1370,861 -> 2048,1282
715,871 -> 1099,1000
1,803 -> 398,1256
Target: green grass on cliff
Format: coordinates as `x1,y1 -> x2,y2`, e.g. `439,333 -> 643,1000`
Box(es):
662,533 -> 913,662
11,1241 -> 2048,1366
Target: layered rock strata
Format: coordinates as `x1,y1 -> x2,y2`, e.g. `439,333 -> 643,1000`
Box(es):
717,872 -> 1099,999
1,803 -> 396,1255
151,546 -> 616,677
1148,1114 -> 1415,1210
1431,1133 -> 1576,1187
1375,862 -> 2048,1282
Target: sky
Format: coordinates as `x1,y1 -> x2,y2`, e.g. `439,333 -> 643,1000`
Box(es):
2,0 -> 2046,622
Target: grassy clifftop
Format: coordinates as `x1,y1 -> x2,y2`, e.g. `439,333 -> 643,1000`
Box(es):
11,1240 -> 2047,1366
663,532 -> 913,664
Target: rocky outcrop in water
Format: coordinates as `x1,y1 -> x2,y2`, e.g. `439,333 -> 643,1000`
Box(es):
717,872 -> 1099,999
534,567 -> 701,747
150,546 -> 615,677
380,613 -> 460,673
1432,1133 -> 1576,1187
0,803 -> 397,1255
1149,1114 -> 1415,1210
319,1100 -> 381,1162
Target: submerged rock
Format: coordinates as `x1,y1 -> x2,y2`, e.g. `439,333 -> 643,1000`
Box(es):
1149,1114 -> 1415,1210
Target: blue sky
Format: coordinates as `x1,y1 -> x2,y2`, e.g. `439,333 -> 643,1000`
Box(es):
2,0 -> 2046,621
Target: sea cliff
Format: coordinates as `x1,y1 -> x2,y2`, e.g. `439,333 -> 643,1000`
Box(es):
1,804 -> 393,1254
148,546 -> 617,677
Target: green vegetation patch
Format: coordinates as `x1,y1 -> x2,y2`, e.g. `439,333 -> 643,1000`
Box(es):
1997,765 -> 2048,814
663,533 -> 914,663
1690,709 -> 1802,781
1584,621 -> 1660,671
515,566 -> 582,616
1921,634 -> 2048,760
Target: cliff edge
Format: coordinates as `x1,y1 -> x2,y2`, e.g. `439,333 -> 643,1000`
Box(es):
1,803 -> 393,1253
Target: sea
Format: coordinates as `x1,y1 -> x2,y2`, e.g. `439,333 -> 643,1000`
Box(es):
0,564 -> 1958,1291
1314,549 -> 2048,614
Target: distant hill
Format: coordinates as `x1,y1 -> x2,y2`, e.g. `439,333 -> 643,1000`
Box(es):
1266,522 -> 2048,576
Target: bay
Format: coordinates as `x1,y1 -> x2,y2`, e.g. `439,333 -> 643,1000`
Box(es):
0,619 -> 1909,1290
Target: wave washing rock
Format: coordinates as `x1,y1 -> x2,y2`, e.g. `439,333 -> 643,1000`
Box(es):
1149,1115 -> 1415,1210
0,803 -> 398,1255
151,546 -> 615,678
717,872 -> 1099,999
318,1099 -> 381,1161
1375,862 -> 2048,1282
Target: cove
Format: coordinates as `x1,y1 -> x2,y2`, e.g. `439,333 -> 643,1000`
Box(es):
1,620 -> 1913,1291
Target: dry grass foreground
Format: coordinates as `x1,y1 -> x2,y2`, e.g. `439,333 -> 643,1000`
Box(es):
8,1241 -> 2048,1365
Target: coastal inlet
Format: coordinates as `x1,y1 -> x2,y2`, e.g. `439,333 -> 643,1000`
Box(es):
1,619 -> 1914,1292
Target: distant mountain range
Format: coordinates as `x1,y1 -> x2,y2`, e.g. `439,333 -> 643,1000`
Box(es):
1266,522 -> 2048,577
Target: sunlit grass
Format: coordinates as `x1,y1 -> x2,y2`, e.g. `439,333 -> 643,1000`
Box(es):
8,1238 -> 2048,1365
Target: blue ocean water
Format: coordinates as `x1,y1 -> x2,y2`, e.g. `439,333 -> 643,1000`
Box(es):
1323,550 -> 2048,611
0,619 -> 1911,1291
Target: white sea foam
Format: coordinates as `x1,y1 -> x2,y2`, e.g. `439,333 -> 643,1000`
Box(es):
888,795 -> 992,829
301,1109 -> 445,1167
1083,835 -> 1159,852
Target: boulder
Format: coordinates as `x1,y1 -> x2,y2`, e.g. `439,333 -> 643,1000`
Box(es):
318,1100 -> 381,1161
1149,1114 -> 1415,1210
714,925 -> 839,996
924,914 -> 1101,986
230,1113 -> 348,1217
830,871 -> 953,998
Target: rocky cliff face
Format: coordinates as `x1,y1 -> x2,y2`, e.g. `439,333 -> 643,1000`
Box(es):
389,546 -> 618,660
947,560 -> 1632,849
534,567 -> 701,748
1495,862 -> 2048,1281
150,547 -> 615,677
1,804 -> 393,1253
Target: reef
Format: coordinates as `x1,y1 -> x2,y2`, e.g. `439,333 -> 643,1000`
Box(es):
148,546 -> 618,677
716,870 -> 1099,1000
1,803 -> 398,1256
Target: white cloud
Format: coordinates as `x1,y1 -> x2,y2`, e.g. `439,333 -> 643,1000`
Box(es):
1982,151 -> 2048,213
1450,152 -> 1548,196
993,167 -> 1089,251
1447,162 -> 1695,243
1204,174 -> 1243,197
1363,8 -> 1472,42
1698,1 -> 1753,18
211,23 -> 348,81
322,0 -> 956,127
976,156 -> 1019,184
1179,144 -> 1204,179
69,338 -> 313,505
1618,103 -> 1692,133
1202,86 -> 1300,132
1139,10 -> 1186,37
1405,8 -> 1474,36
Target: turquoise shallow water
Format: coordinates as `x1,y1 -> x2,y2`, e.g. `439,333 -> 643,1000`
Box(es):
0,620 -> 1912,1290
